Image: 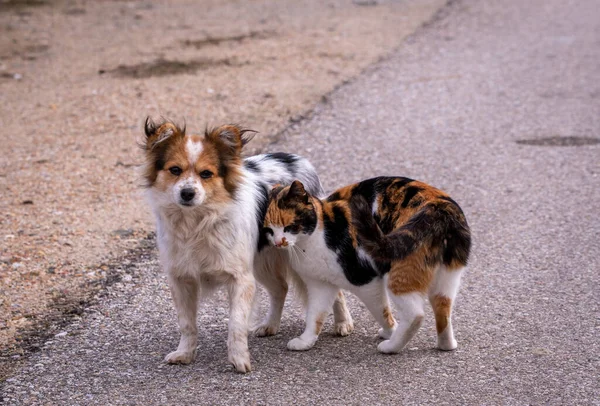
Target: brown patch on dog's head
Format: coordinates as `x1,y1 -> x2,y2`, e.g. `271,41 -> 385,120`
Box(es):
143,117 -> 187,187
203,124 -> 256,195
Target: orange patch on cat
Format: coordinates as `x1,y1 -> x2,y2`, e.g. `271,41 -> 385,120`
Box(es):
264,205 -> 296,227
383,306 -> 395,329
431,294 -> 452,334
315,312 -> 328,335
387,247 -> 435,295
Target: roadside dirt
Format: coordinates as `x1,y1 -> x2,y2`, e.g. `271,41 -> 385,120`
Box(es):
0,0 -> 445,379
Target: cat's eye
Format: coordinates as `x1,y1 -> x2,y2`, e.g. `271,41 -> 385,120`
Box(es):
200,170 -> 213,179
263,227 -> 274,236
169,166 -> 182,176
284,225 -> 300,233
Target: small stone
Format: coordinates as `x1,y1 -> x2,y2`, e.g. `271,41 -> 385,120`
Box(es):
55,331 -> 68,338
112,229 -> 134,238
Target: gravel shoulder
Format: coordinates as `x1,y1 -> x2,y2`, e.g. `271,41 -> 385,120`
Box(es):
0,0 -> 446,378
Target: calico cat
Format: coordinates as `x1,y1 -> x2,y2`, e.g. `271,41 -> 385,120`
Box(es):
262,177 -> 471,353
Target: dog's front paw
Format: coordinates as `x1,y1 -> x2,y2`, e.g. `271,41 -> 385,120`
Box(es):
334,320 -> 354,337
287,336 -> 316,351
253,323 -> 279,337
228,350 -> 252,373
165,350 -> 195,364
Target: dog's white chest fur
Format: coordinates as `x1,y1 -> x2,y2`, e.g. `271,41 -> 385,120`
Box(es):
153,184 -> 257,280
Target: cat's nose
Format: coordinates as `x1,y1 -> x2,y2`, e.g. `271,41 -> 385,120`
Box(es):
275,237 -> 288,247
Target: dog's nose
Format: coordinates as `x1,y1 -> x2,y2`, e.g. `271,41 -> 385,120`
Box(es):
180,188 -> 196,202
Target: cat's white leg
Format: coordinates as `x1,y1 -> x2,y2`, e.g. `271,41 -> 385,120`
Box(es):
332,290 -> 354,336
378,291 -> 425,354
353,280 -> 396,339
253,251 -> 288,337
429,265 -> 463,351
165,274 -> 199,364
287,281 -> 338,351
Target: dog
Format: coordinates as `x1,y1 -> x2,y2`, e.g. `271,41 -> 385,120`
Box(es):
142,119 -> 353,372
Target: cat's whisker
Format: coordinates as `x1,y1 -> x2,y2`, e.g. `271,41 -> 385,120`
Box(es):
290,246 -> 302,265
293,245 -> 308,260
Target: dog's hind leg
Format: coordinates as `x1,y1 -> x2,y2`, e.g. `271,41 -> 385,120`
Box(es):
332,290 -> 354,336
253,251 -> 288,336
165,274 -> 199,364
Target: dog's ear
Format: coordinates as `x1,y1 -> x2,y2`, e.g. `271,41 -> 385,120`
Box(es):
207,125 -> 257,152
287,180 -> 309,204
144,117 -> 184,150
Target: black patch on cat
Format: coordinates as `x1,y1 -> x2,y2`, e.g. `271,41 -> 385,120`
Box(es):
323,205 -> 379,286
409,197 -> 423,208
350,177 -> 381,203
346,177 -> 413,235
296,210 -> 317,235
256,184 -> 271,251
266,152 -> 299,171
244,159 -> 260,173
401,186 -> 422,208
388,177 -> 413,191
438,195 -> 462,211
326,191 -> 343,202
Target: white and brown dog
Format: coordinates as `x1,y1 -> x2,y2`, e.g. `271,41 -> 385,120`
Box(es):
143,119 -> 353,372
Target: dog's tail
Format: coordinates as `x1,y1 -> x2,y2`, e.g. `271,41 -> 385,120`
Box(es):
351,195 -> 471,268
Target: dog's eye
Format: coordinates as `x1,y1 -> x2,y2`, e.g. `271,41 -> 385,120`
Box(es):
169,166 -> 182,176
200,170 -> 213,179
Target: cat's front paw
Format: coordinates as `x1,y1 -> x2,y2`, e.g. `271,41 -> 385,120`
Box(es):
378,327 -> 395,340
377,340 -> 400,354
287,336 -> 316,351
165,350 -> 195,364
253,323 -> 279,337
437,337 -> 458,351
334,320 -> 354,336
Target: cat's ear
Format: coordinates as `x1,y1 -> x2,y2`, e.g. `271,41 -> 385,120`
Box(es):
287,180 -> 309,204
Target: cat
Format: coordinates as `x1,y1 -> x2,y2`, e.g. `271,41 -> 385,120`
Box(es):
262,177 -> 471,353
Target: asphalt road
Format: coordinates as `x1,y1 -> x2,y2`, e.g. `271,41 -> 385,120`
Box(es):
2,0 -> 599,404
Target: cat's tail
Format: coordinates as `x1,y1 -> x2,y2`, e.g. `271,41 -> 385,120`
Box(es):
350,195 -> 471,268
